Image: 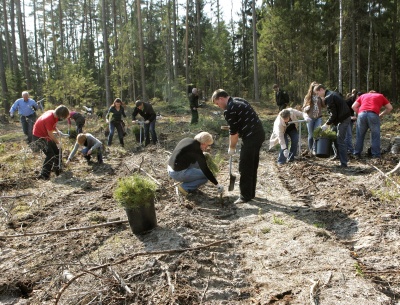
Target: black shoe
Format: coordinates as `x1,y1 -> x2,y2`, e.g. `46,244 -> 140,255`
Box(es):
352,154 -> 361,160
54,168 -> 61,176
98,160 -> 103,165
36,174 -> 50,180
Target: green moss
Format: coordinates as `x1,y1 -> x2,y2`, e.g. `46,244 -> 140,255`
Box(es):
113,174 -> 157,209
313,126 -> 337,140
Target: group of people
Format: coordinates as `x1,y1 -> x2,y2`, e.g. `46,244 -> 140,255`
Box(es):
169,89 -> 265,204
270,83 -> 393,168
9,84 -> 393,204
105,98 -> 158,147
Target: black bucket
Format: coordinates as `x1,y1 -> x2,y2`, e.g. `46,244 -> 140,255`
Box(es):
125,198 -> 157,234
315,138 -> 332,158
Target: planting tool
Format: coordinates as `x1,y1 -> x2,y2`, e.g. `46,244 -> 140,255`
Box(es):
138,121 -> 145,145
54,131 -> 69,173
229,156 -> 236,191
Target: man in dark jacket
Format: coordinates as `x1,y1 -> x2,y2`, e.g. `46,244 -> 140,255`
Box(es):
314,84 -> 351,167
273,84 -> 290,111
132,100 -> 158,146
212,89 -> 265,204
189,88 -> 200,124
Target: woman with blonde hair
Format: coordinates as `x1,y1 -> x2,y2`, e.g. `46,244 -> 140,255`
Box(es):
303,81 -> 324,154
167,132 -> 223,196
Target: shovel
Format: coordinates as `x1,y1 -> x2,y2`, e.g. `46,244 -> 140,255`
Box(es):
228,156 -> 236,191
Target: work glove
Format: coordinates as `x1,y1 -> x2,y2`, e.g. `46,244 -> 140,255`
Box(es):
217,184 -> 224,194
283,149 -> 289,158
56,143 -> 62,150
228,147 -> 236,156
10,113 -> 14,118
145,120 -> 150,124
303,105 -> 310,112
321,124 -> 328,131
305,117 -> 312,122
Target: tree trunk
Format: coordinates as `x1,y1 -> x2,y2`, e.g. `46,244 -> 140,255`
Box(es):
10,0 -> 19,77
15,0 -> 31,89
172,0 -> 178,80
102,0 -> 112,105
0,35 -> 9,111
136,0 -> 146,100
390,0 -> 397,103
338,0 -> 343,93
252,0 -> 259,102
185,0 -> 189,85
33,0 -> 41,94
2,0 -> 13,69
58,0 -> 64,61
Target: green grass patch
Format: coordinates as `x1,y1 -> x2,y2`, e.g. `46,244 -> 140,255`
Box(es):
272,215 -> 285,225
0,132 -> 25,142
313,222 -> 326,229
371,189 -> 400,202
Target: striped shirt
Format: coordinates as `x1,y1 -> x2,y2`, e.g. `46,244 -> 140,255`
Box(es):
224,97 -> 263,139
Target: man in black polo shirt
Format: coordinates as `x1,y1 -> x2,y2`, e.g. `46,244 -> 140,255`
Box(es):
212,89 -> 265,204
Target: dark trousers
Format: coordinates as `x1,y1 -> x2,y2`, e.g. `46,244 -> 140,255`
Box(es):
191,109 -> 199,124
239,130 -> 265,201
144,120 -> 158,145
33,136 -> 60,178
108,121 -> 124,146
75,118 -> 85,134
21,113 -> 37,143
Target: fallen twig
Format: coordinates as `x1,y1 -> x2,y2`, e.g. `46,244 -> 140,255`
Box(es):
309,279 -> 320,305
108,267 -> 132,295
369,163 -> 400,191
125,161 -> 162,186
0,193 -> 32,199
0,220 -> 128,239
54,239 -> 228,305
199,276 -> 210,304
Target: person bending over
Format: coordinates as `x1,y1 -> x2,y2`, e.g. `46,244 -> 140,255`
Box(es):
66,133 -> 103,165
168,132 -> 223,196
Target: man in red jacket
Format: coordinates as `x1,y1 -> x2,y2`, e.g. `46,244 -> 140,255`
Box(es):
352,91 -> 393,158
32,105 -> 70,180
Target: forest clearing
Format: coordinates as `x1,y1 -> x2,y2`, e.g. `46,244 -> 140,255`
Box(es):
1,102 -> 400,305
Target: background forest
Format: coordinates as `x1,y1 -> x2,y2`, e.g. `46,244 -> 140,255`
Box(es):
0,0 -> 399,112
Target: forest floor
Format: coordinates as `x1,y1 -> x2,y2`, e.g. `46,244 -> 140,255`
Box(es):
1,103 -> 400,305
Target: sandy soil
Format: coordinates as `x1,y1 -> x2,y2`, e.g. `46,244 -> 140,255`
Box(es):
1,110 -> 400,305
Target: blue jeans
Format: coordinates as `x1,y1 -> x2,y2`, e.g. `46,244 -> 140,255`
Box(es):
278,128 -> 299,164
82,147 -> 103,163
354,111 -> 381,157
21,113 -> 37,143
337,117 -> 350,166
345,120 -> 354,153
306,117 -> 322,152
144,120 -> 158,145
168,163 -> 208,192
